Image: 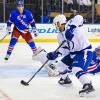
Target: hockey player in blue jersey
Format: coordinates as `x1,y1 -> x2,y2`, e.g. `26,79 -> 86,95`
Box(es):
87,46 -> 100,74
46,14 -> 95,96
5,1 -> 41,60
56,46 -> 100,83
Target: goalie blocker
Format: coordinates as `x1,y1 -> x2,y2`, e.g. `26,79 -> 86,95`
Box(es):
32,47 -> 59,77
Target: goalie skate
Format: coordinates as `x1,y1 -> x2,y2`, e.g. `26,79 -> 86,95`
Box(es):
58,76 -> 72,85
79,83 -> 95,97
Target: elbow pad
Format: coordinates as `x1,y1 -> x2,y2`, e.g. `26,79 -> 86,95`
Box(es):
65,25 -> 76,41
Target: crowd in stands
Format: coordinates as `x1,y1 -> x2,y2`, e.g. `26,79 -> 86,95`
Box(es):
40,0 -> 100,24
0,0 -> 100,23
43,0 -> 100,24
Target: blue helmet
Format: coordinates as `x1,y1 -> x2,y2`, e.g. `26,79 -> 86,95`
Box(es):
16,1 -> 24,7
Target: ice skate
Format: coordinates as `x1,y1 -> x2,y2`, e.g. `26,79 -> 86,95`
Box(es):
58,76 -> 72,85
4,54 -> 10,60
79,83 -> 95,97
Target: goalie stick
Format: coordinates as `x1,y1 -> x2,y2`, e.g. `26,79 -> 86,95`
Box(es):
20,40 -> 66,86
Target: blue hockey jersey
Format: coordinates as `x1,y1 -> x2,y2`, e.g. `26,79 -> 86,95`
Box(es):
87,51 -> 100,74
7,9 -> 36,33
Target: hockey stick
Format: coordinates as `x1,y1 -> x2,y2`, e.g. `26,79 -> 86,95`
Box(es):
0,34 -> 8,42
20,40 -> 66,86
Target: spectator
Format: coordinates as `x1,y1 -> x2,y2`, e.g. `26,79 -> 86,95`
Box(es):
73,0 -> 78,10
64,0 -> 73,12
41,11 -> 50,23
77,0 -> 92,12
64,0 -> 78,12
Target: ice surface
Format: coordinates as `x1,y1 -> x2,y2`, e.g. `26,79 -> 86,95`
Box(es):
0,42 -> 100,100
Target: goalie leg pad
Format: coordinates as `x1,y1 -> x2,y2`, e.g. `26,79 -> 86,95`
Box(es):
32,48 -> 48,64
32,48 -> 59,77
46,60 -> 59,77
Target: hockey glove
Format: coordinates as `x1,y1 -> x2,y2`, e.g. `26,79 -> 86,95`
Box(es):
47,52 -> 61,60
7,27 -> 12,35
61,54 -> 73,66
33,28 -> 39,37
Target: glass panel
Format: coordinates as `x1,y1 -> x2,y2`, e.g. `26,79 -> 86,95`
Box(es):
5,0 -> 42,23
95,0 -> 100,23
0,2 -> 3,22
47,0 -> 62,23
24,0 -> 41,23
5,3 -> 16,22
41,0 -> 50,23
1,0 -> 99,23
63,0 -> 93,23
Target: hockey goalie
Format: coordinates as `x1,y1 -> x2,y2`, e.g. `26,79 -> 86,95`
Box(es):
32,47 -> 60,77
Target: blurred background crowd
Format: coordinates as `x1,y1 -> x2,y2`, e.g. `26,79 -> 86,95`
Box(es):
0,0 -> 100,24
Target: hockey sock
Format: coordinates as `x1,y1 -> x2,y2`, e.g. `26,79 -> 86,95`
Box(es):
27,41 -> 37,53
6,37 -> 17,56
72,67 -> 90,85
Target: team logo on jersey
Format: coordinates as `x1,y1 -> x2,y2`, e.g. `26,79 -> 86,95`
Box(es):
22,15 -> 26,18
17,16 -> 21,20
17,15 -> 28,27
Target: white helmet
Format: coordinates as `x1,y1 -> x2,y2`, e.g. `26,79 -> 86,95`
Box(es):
53,14 -> 66,27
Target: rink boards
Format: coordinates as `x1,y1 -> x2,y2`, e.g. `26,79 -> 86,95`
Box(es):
0,24 -> 100,43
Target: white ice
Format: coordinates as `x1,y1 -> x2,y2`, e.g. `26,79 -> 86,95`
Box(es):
0,42 -> 100,100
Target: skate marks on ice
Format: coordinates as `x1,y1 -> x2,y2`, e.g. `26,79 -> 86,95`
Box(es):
0,65 -> 100,100
0,43 -> 100,100
0,65 -> 48,78
0,76 -> 100,100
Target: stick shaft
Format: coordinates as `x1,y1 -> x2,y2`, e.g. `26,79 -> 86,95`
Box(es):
0,34 -> 8,42
25,40 -> 66,84
27,60 -> 49,83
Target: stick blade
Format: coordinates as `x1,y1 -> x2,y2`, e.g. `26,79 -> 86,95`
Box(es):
20,80 -> 29,86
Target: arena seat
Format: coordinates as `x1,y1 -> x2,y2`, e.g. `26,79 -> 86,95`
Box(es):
50,12 -> 60,17
95,4 -> 100,16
